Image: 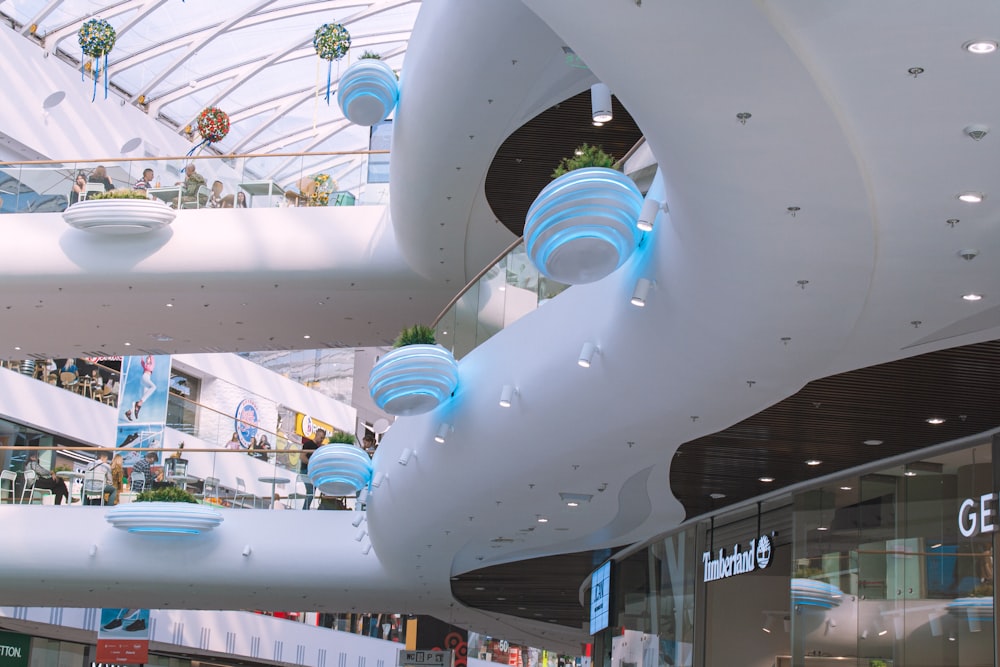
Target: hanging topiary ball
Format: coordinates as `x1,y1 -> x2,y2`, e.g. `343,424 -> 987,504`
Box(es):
196,107 -> 230,144
78,18 -> 116,58
313,23 -> 351,61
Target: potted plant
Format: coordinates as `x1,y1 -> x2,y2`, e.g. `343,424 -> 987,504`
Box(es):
368,324 -> 459,416
337,52 -> 400,126
524,143 -> 643,285
105,483 -> 223,534
62,188 -> 175,235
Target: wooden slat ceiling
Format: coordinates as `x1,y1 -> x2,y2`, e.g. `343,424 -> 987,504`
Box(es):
453,340 -> 1000,630
484,89 -> 644,237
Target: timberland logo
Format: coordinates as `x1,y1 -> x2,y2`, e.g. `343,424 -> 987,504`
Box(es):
702,533 -> 774,582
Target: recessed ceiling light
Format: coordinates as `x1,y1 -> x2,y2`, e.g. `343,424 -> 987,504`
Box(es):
566,501 -> 579,507
864,439 -> 883,446
495,596 -> 506,601
165,303 -> 173,307
124,342 -> 131,346
926,417 -> 946,425
537,517 -> 548,523
840,486 -> 852,491
963,293 -> 984,301
474,586 -> 485,591
904,470 -> 918,477
964,40 -> 998,54
758,476 -> 775,483
957,191 -> 985,203
930,543 -> 943,549
13,346 -> 20,351
709,492 -> 726,499
592,120 -> 604,127
806,459 -> 822,466
303,334 -> 311,339
816,526 -> 828,531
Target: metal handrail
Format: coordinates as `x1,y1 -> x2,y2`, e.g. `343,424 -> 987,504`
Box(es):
431,236 -> 525,328
0,149 -> 389,167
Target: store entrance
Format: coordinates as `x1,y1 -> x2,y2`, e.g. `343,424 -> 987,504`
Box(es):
702,502 -> 792,667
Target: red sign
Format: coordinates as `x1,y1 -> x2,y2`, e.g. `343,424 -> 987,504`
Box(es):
95,639 -> 148,664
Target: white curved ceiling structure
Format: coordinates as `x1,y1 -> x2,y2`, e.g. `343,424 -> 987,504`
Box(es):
2,0 -> 1000,656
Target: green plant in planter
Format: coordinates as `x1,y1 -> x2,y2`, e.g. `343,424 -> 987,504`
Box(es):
326,430 -> 356,445
136,486 -> 198,503
551,143 -> 615,178
393,324 -> 436,348
87,189 -> 152,201
359,50 -> 382,60
971,581 -> 994,597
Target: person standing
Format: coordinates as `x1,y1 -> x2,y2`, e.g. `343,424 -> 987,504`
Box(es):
25,452 -> 70,505
299,428 -> 326,510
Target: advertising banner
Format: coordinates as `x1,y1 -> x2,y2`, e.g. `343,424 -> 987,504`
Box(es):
96,608 -> 150,663
0,630 -> 30,667
116,355 -> 171,469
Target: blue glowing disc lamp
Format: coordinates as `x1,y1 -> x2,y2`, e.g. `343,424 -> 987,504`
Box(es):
524,167 -> 643,284
369,344 -> 459,416
307,444 -> 373,496
337,58 -> 399,126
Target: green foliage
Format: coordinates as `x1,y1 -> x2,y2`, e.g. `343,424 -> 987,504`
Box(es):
393,324 -> 437,348
136,486 -> 199,504
972,582 -> 993,597
551,143 -> 615,178
327,430 -> 356,445
88,189 -> 151,201
359,50 -> 382,60
795,565 -> 824,579
869,660 -> 887,667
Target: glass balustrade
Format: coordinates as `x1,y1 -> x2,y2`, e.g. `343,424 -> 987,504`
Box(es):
0,360 -> 364,511
433,240 -> 569,361
0,150 -> 387,214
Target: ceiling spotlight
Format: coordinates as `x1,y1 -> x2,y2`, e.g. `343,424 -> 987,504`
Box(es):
592,120 -> 604,127
637,198 -> 662,232
371,471 -> 385,487
303,334 -> 311,339
241,545 -> 251,557
904,470 -> 918,477
864,439 -> 883,446
357,487 -> 369,504
709,492 -> 726,500
926,417 -> 946,425
434,423 -> 452,443
578,342 -> 598,368
354,528 -> 367,542
537,516 -> 549,523
957,191 -> 985,203
631,278 -> 653,307
840,486 -> 853,491
351,513 -> 366,527
499,384 -> 516,408
963,293 -> 984,301
964,124 -> 990,141
559,492 -> 593,506
591,83 -> 613,123
806,459 -> 822,466
964,40 -> 998,54
759,476 -> 775,483
816,526 -> 829,531
362,542 -> 373,555
398,448 -> 413,465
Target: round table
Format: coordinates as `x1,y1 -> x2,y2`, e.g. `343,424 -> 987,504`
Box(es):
56,470 -> 85,502
258,475 -> 290,507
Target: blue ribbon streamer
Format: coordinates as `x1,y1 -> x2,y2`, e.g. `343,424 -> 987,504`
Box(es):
80,49 -> 85,82
92,55 -> 98,102
325,60 -> 332,104
186,138 -> 210,157
104,53 -> 109,99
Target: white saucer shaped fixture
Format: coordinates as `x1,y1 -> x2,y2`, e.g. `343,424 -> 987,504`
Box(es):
307,444 -> 373,496
337,58 -> 399,126
524,167 -> 643,284
63,198 -> 175,234
947,597 -> 994,621
368,344 -> 459,416
105,502 -> 223,535
789,578 -> 844,609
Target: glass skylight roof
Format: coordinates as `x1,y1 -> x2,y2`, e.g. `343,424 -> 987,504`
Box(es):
0,0 -> 417,186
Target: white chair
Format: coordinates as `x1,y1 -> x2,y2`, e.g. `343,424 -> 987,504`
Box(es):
81,471 -> 107,505
83,182 -> 105,200
129,471 -> 145,493
233,476 -> 257,509
19,469 -> 50,504
0,470 -> 17,503
196,476 -> 220,503
180,185 -> 210,209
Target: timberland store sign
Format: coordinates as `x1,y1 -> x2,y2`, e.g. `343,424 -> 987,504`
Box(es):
702,533 -> 774,582
0,630 -> 30,667
958,494 -> 1000,537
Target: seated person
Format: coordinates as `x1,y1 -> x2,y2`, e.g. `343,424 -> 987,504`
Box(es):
134,168 -> 154,192
207,180 -> 234,208
25,452 -> 70,505
68,172 -> 88,205
235,191 -> 248,208
176,164 -> 207,207
88,165 -> 114,192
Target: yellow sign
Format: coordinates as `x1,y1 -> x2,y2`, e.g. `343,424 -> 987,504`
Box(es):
294,413 -> 336,440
